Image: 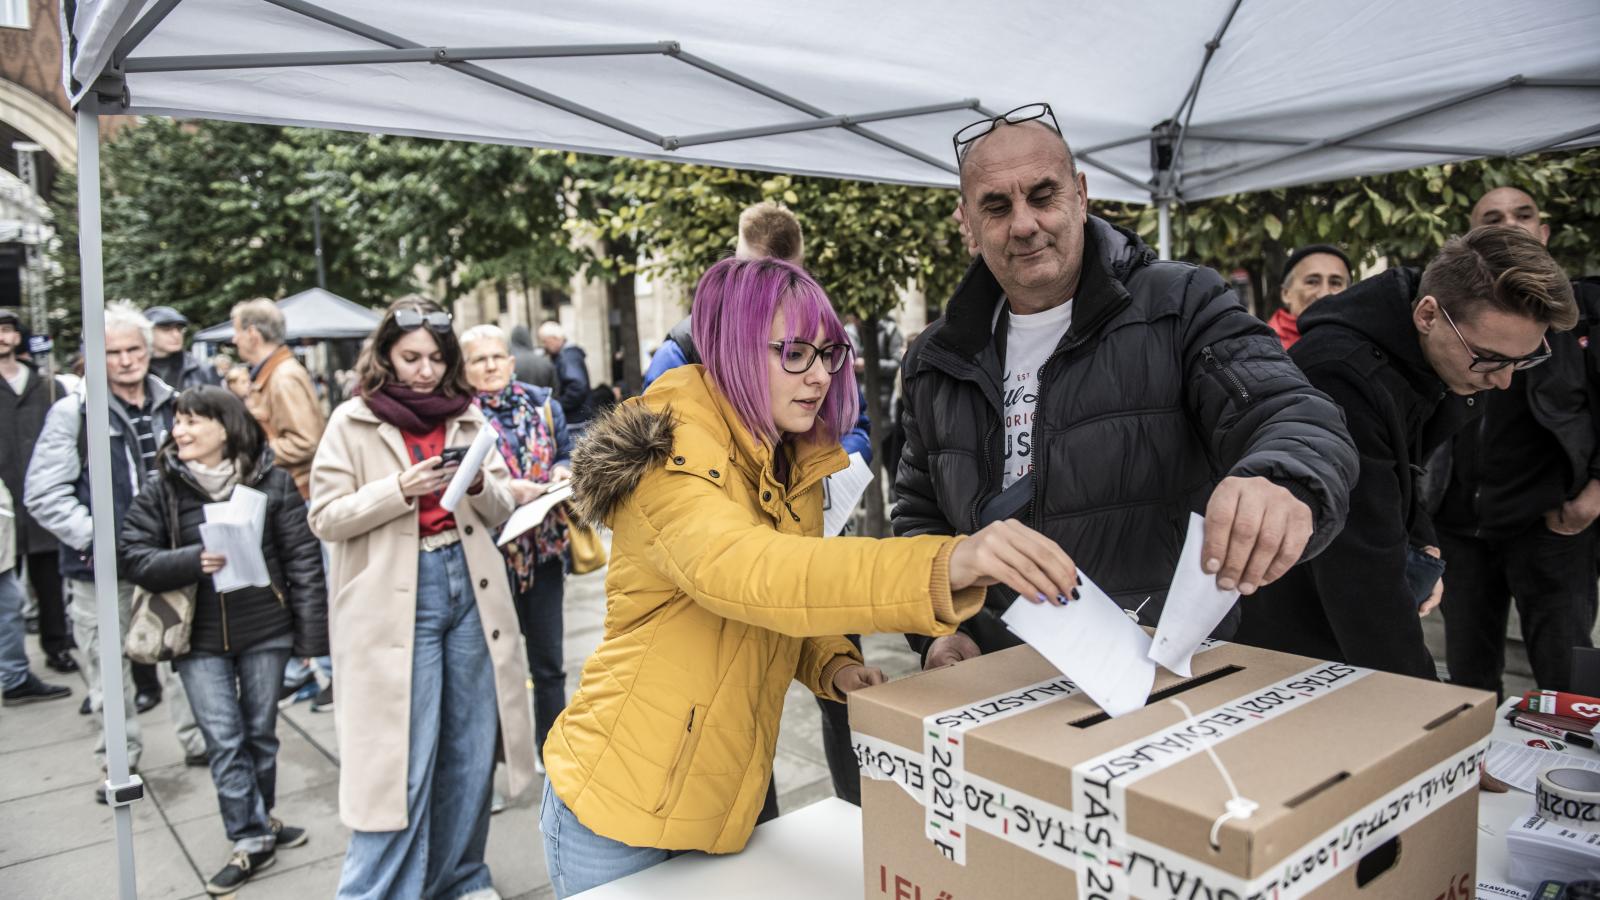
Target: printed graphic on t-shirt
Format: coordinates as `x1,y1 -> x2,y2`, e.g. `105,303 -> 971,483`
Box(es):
999,298 -> 1074,490
1002,366 -> 1038,486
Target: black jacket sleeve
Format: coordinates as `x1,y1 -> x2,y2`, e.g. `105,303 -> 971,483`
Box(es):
1298,364 -> 1436,679
268,470 -> 329,658
118,477 -> 204,592
1179,267 -> 1359,560
889,348 -> 955,540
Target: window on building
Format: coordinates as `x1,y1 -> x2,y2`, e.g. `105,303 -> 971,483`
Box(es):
0,0 -> 28,29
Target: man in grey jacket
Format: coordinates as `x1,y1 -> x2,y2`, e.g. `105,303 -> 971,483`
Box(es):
25,302 -> 207,799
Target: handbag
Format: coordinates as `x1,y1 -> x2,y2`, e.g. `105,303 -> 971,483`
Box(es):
124,488 -> 198,665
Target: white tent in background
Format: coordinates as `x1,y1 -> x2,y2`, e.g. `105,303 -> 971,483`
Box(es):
58,1 -> 1600,896
191,286 -> 380,342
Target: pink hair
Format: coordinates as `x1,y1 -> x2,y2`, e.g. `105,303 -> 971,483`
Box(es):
691,257 -> 858,447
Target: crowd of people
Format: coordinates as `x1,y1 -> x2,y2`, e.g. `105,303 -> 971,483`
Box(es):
0,104 -> 1597,898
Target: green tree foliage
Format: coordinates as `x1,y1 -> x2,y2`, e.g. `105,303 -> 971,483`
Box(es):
1097,149 -> 1600,315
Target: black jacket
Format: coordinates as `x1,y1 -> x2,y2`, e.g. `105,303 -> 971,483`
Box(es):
555,344 -> 592,423
119,445 -> 328,658
1239,268 -> 1475,679
150,351 -> 219,392
893,218 -> 1358,655
0,363 -> 67,555
510,326 -> 558,390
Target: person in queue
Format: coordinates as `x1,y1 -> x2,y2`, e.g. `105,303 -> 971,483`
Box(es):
539,257 -> 1079,897
308,298 -> 533,900
897,104 -> 1358,669
1266,244 -> 1352,350
460,323 -> 573,765
119,386 -> 327,895
1240,226 -> 1578,677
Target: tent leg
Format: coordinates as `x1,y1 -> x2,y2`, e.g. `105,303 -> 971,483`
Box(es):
1157,199 -> 1172,261
76,93 -> 142,900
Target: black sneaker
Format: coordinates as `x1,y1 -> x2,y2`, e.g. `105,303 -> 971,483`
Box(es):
269,817 -> 308,849
23,615 -> 38,634
134,689 -> 161,714
79,695 -> 93,715
310,684 -> 333,713
2,673 -> 72,707
205,849 -> 275,895
45,650 -> 79,673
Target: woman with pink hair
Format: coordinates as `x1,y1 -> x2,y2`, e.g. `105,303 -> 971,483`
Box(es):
539,257 -> 1080,896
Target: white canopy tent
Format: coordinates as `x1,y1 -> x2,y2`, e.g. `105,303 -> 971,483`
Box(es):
191,286 -> 380,342
58,1 -> 1600,896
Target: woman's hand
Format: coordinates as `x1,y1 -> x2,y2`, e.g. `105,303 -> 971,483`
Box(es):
398,457 -> 453,498
200,552 -> 227,574
948,519 -> 1079,605
833,664 -> 887,694
510,479 -> 546,505
551,465 -> 573,484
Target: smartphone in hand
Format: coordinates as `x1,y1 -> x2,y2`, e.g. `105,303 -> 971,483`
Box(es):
434,446 -> 469,468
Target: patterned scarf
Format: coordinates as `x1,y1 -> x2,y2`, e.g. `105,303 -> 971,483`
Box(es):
477,382 -> 569,591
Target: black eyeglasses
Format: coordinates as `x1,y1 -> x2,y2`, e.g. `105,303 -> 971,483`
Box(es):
769,340 -> 852,375
394,309 -> 453,335
1437,302 -> 1551,373
952,102 -> 1062,165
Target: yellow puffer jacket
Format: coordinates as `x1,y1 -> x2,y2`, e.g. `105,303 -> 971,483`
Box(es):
545,366 -> 983,853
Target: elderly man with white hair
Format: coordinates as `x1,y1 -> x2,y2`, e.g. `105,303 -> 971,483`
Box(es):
462,324 -> 574,766
25,301 -> 208,801
537,320 -> 592,430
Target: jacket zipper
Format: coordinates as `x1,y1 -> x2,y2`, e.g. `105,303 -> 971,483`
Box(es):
1201,346 -> 1251,405
220,591 -> 230,652
271,583 -> 287,608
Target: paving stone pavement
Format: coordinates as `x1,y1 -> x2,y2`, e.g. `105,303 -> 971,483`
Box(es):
0,562 -> 1532,899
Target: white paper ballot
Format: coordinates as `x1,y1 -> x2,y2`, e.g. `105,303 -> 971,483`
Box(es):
498,482 -> 574,547
1484,738 -> 1600,793
201,485 -> 271,593
1002,572 -> 1156,717
440,426 -> 501,513
1149,512 -> 1241,677
823,453 -> 874,537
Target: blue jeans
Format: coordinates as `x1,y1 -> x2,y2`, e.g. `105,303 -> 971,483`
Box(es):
337,543 -> 498,900
540,780 -> 680,898
175,642 -> 293,851
0,569 -> 31,691
513,557 -> 568,757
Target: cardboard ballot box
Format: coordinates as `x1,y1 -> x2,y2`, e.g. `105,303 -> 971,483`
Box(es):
850,641 -> 1493,899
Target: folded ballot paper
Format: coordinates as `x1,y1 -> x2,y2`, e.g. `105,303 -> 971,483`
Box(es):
498,481 -> 574,547
1001,512 -> 1240,716
199,484 -> 271,593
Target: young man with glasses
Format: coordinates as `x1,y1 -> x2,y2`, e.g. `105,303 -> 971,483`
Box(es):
1427,189 -> 1600,697
1239,225 -> 1578,678
897,105 -> 1359,670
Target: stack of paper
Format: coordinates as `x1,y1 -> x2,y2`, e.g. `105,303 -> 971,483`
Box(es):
1001,512 -> 1241,717
498,482 -> 575,546
823,453 -> 874,537
1505,812 -> 1600,885
199,484 -> 271,593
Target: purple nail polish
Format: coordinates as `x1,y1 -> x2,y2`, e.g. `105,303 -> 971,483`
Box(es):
1036,593 -> 1049,604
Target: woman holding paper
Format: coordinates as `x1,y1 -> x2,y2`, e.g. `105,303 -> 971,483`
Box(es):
307,297 -> 531,900
118,386 -> 327,895
460,323 -> 573,765
539,257 -> 1080,897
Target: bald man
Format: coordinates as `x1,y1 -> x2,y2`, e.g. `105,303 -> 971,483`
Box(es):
1432,186 -> 1600,697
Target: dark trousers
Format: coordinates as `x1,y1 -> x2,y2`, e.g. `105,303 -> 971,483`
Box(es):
176,644 -> 293,845
25,551 -> 72,654
511,557 -> 568,757
132,660 -> 161,695
1439,524 -> 1598,698
813,633 -> 864,806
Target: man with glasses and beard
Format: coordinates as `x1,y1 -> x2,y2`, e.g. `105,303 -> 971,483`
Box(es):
1239,226 -> 1578,678
896,104 -> 1359,670
1425,188 -> 1600,697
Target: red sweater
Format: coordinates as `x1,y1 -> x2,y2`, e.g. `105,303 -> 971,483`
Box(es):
402,425 -> 457,537
1268,307 -> 1300,350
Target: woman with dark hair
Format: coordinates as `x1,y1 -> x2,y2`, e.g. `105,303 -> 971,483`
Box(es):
539,257 -> 1079,896
308,298 -> 531,900
119,386 -> 328,896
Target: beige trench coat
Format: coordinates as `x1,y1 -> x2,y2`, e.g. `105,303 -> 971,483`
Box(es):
308,397 -> 535,831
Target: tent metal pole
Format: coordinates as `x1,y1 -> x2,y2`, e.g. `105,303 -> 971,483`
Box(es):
76,92 -> 142,900
1507,122 -> 1600,158
1157,199 -> 1172,261
123,42 -> 678,73
1185,76 -> 1525,191
664,99 -> 980,149
112,0 -> 185,66
1181,129 -> 1500,157
1076,152 -> 1152,195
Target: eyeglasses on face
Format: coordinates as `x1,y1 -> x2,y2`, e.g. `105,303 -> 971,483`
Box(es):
952,102 -> 1062,166
1436,302 -> 1551,373
394,309 -> 453,334
769,339 -> 852,375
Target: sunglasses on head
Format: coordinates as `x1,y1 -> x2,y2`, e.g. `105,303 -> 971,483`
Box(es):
394,308 -> 453,334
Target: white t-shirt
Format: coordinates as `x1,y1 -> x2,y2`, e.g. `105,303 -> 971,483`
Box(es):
1000,298 -> 1074,488
2,364 -> 27,397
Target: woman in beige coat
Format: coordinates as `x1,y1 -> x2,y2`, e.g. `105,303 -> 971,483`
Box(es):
309,298 -> 534,900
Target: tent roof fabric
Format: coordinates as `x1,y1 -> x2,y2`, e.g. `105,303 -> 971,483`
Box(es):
67,0 -> 1600,204
192,286 -> 380,342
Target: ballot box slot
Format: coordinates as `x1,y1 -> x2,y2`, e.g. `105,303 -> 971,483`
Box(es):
1283,770 -> 1350,808
1067,664 -> 1244,728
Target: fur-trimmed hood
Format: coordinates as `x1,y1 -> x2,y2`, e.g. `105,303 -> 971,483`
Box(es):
569,401 -> 677,528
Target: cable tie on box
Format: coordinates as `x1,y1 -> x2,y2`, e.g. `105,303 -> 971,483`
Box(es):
1168,698 -> 1257,851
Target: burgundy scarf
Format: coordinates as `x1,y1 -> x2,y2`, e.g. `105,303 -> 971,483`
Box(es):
362,382 -> 471,434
